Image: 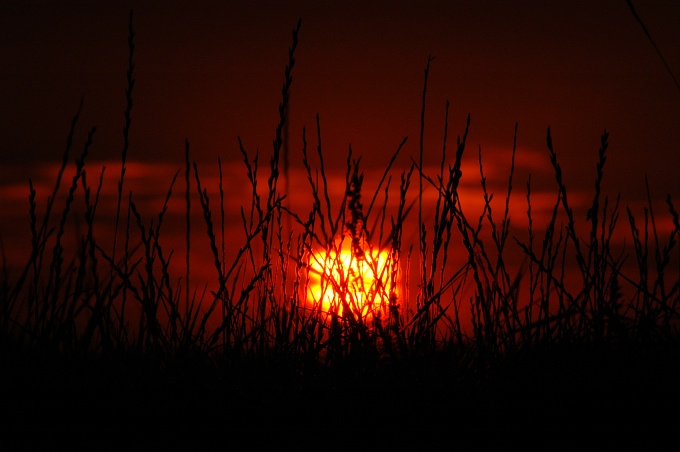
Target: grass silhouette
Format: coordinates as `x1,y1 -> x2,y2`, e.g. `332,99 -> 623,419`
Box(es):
1,12 -> 679,441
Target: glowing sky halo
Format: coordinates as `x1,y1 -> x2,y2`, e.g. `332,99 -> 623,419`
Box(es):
305,237 -> 399,317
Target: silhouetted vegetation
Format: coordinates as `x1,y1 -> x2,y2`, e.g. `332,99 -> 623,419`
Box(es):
1,13 -> 679,440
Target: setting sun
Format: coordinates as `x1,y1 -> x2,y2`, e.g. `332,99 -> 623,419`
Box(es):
306,240 -> 397,316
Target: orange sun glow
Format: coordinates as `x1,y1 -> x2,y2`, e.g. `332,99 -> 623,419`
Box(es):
306,240 -> 398,316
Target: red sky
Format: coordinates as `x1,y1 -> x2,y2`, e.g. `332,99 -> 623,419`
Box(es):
1,0 -> 679,278
2,1 -> 678,176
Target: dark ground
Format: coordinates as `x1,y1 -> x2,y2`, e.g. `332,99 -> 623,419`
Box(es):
2,340 -> 679,449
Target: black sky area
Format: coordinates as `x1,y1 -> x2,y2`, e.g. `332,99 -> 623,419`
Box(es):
1,0 -> 679,205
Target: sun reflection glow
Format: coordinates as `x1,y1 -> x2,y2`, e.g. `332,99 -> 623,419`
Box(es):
306,240 -> 397,316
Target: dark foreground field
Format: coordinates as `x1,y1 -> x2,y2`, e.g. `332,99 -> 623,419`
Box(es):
3,340 -> 680,445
